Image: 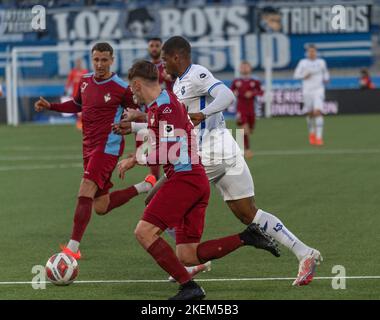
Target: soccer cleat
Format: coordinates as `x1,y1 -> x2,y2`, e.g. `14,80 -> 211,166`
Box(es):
169,280 -> 206,300
241,223 -> 281,257
292,249 -> 323,286
315,138 -> 324,146
60,244 -> 82,260
168,261 -> 212,282
144,174 -> 157,187
309,133 -> 316,145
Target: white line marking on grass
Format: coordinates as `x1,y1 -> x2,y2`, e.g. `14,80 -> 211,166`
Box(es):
0,155 -> 82,161
254,149 -> 380,156
0,163 -> 82,171
1,276 -> 380,285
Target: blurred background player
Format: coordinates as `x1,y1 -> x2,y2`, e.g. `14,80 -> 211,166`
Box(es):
294,44 -> 329,146
34,43 -> 155,260
148,37 -> 174,92
64,58 -> 88,131
359,68 -> 375,89
231,61 -> 263,159
0,80 -> 3,97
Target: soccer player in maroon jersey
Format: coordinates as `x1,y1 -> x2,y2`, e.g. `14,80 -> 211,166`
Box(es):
34,43 -> 156,260
135,37 -> 175,180
113,60 -> 279,300
148,37 -> 174,91
231,61 -> 263,159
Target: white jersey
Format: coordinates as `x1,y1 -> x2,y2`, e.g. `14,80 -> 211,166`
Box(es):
294,58 -> 329,94
173,64 -> 240,162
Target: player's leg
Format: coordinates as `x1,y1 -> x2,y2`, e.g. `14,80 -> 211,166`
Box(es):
63,177 -> 98,259
311,91 -> 325,146
93,175 -> 156,215
139,176 -> 208,300
242,121 -> 253,159
303,94 -> 316,144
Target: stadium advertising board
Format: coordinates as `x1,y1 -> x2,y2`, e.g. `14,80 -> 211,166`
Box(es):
0,2 -> 373,77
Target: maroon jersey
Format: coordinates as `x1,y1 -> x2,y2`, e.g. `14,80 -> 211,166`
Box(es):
231,78 -> 263,115
146,89 -> 201,179
51,73 -> 138,158
154,60 -> 174,92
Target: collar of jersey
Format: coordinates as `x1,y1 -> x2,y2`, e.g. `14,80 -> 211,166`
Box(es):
92,73 -> 115,85
146,89 -> 167,109
179,64 -> 192,80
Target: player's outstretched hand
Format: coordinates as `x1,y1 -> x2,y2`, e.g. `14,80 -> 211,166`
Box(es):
117,156 -> 137,179
189,112 -> 206,126
112,119 -> 132,135
34,96 -> 51,112
123,108 -> 147,122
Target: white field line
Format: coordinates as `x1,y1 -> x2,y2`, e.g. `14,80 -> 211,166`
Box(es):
0,149 -> 379,171
0,163 -> 82,171
0,149 -> 379,162
1,276 -> 380,286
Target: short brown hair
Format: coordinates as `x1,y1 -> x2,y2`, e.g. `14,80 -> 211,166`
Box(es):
128,60 -> 158,82
91,42 -> 113,55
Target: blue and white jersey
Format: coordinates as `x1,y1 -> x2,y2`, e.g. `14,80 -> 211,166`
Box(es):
173,64 -> 240,162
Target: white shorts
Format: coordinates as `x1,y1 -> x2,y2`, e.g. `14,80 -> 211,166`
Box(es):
203,153 -> 255,201
303,91 -> 324,113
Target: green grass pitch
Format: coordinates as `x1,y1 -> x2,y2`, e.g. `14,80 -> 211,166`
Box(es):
0,114 -> 379,300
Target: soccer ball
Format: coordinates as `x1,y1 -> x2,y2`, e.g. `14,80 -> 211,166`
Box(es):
45,253 -> 79,286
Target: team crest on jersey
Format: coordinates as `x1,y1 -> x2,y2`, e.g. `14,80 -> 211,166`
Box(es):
163,107 -> 172,114
181,86 -> 186,95
80,82 -> 88,93
235,81 -> 242,87
104,93 -> 111,103
250,81 -> 256,88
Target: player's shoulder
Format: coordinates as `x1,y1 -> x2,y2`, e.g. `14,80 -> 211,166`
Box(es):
317,58 -> 327,65
111,74 -> 129,89
190,64 -> 213,80
154,90 -> 173,109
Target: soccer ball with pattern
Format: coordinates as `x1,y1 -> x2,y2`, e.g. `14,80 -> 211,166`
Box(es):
45,253 -> 79,286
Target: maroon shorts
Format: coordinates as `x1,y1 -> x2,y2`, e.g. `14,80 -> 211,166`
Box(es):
142,168 -> 210,245
237,113 -> 255,130
83,151 -> 119,198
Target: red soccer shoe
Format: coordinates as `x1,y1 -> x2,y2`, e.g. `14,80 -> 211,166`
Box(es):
60,244 -> 82,260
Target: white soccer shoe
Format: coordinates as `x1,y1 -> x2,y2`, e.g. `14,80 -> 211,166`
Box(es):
292,249 -> 323,286
169,261 -> 212,283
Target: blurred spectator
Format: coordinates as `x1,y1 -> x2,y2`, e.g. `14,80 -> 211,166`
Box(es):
359,69 -> 375,89
65,58 -> 88,131
0,80 -> 3,97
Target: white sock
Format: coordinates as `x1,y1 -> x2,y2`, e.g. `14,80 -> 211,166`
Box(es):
67,240 -> 80,253
134,180 -> 152,194
253,209 -> 311,261
315,116 -> 324,139
306,116 -> 315,135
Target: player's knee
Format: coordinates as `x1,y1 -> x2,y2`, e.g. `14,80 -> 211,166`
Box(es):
78,179 -> 97,198
177,253 -> 197,267
94,204 -> 107,215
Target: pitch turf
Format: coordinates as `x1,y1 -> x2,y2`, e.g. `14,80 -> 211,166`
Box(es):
0,114 -> 379,300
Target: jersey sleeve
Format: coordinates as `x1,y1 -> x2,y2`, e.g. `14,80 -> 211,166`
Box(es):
122,86 -> 140,110
322,60 -> 330,82
191,66 -> 224,96
294,60 -> 305,80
